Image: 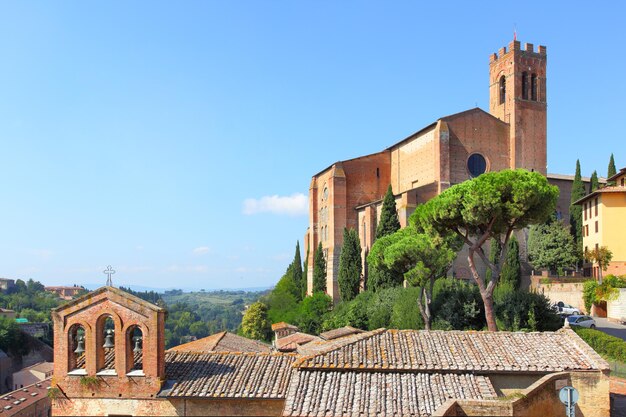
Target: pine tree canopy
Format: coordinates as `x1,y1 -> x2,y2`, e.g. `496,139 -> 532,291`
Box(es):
376,185 -> 401,239
500,237 -> 521,290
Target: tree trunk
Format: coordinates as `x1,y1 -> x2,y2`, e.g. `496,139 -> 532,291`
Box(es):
481,291 -> 497,331
417,286 -> 431,330
468,249 -> 498,331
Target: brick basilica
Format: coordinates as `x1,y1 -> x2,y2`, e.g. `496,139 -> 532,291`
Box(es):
304,39 -> 587,302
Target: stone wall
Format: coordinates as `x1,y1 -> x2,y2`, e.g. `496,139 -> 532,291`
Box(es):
531,276 -> 587,313
434,371 -> 610,417
607,288 -> 626,322
52,397 -> 285,416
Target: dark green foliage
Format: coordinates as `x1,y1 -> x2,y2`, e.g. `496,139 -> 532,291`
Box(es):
302,244 -> 310,299
574,327 -> 626,362
0,279 -> 65,332
500,237 -> 521,290
590,170 -> 599,193
337,228 -> 362,302
366,233 -> 405,292
290,241 -> 304,302
389,287 -> 425,330
367,265 -> 403,292
376,185 -> 401,239
608,153 -> 617,185
0,317 -> 29,356
528,217 -> 578,274
430,279 -> 485,330
569,160 -> 585,259
494,291 -> 562,331
298,292 -> 332,334
312,242 -> 327,293
486,239 -> 501,283
119,287 -> 163,304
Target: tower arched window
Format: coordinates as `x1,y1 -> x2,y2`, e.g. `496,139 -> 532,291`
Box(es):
522,72 -> 528,100
96,315 -> 116,375
499,75 -> 506,104
126,325 -> 144,376
68,324 -> 87,374
531,73 -> 538,101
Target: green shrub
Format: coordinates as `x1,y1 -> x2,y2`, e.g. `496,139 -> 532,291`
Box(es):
431,279 -> 485,330
495,290 -> 562,331
574,327 -> 626,363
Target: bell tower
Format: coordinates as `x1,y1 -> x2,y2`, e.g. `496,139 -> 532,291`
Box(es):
489,39 -> 547,174
52,286 -> 166,414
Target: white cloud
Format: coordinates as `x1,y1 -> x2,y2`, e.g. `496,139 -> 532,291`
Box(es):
192,246 -> 211,256
242,193 -> 308,216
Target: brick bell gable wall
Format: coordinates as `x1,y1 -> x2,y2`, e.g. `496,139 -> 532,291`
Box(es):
52,287 -> 166,410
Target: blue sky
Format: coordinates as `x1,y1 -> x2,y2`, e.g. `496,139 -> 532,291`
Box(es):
0,1 -> 623,290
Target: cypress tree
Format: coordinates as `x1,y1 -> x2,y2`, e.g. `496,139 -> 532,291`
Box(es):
302,243 -> 309,299
376,185 -> 401,239
500,237 -> 521,290
485,238 -> 501,283
569,160 -> 585,258
608,153 -> 617,185
291,241 -> 303,301
590,171 -> 599,193
337,228 -> 362,302
312,242 -> 327,293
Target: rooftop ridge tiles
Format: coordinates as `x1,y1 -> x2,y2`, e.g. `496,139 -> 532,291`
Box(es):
558,328 -> 610,371
292,328 -> 386,368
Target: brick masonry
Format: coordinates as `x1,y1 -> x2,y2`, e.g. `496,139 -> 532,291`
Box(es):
305,39 -> 552,301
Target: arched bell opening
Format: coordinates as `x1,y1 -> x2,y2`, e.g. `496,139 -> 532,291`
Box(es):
96,315 -> 117,375
126,325 -> 144,376
68,324 -> 87,374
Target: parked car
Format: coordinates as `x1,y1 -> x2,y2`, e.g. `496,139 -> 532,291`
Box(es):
565,315 -> 596,329
554,301 -> 580,316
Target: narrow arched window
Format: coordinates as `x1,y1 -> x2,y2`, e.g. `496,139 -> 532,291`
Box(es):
522,72 -> 528,100
499,75 -> 506,104
531,73 -> 538,101
68,324 -> 86,374
96,315 -> 116,375
126,325 -> 144,376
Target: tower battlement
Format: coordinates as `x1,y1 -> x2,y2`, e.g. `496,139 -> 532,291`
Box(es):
490,40 -> 547,62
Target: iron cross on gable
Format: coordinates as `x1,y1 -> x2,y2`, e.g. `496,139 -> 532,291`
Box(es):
104,265 -> 116,287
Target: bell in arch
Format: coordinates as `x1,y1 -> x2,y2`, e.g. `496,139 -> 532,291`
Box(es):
74,335 -> 85,354
133,336 -> 142,353
103,329 -> 115,349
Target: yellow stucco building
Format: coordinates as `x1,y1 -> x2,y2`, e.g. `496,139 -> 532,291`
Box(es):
576,166 -> 626,278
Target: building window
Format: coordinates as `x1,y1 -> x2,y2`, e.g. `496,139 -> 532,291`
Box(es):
531,73 -> 538,101
585,225 -> 589,236
467,153 -> 487,178
595,221 -> 598,233
595,198 -> 598,216
522,72 -> 528,100
499,75 -> 506,104
584,203 -> 587,220
622,178 -> 625,186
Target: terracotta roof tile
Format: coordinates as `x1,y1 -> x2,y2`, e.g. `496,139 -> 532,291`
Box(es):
294,329 -> 609,373
168,332 -> 271,353
275,332 -> 321,352
163,351 -> 295,398
272,322 -> 299,331
319,326 -> 364,341
283,371 -> 496,416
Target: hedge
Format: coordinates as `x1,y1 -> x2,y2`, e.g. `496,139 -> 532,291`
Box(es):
574,327 -> 626,363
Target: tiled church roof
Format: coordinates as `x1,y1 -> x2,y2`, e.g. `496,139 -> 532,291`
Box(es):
294,328 -> 608,373
162,351 -> 295,398
283,371 -> 496,417
168,331 -> 271,353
